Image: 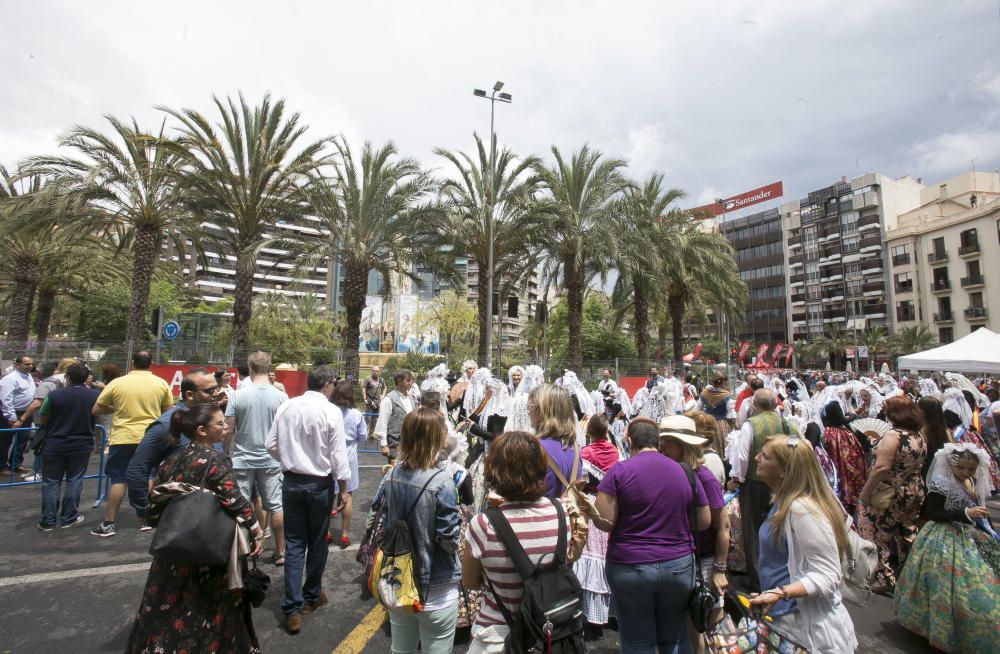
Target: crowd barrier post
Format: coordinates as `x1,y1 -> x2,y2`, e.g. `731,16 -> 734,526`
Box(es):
1,425 -> 110,507
93,425 -> 108,507
1,427 -> 38,486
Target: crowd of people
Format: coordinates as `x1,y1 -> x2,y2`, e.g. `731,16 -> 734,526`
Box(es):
5,351 -> 999,653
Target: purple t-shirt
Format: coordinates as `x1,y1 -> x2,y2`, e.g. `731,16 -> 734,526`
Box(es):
539,437 -> 577,498
598,450 -> 708,564
695,464 -> 725,557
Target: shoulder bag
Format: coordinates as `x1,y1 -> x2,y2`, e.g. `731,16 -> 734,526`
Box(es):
681,463 -> 717,634
543,446 -> 592,562
149,460 -> 236,566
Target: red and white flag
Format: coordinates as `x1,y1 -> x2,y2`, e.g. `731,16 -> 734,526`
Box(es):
756,343 -> 769,361
738,342 -> 751,361
784,344 -> 795,366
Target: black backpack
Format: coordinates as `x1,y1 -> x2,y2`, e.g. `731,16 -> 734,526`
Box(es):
483,498 -> 585,654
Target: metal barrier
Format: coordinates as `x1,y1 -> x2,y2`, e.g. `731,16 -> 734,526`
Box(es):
1,425 -> 109,507
358,412 -> 383,454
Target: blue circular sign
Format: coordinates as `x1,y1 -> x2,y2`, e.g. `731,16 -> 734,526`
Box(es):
162,320 -> 180,341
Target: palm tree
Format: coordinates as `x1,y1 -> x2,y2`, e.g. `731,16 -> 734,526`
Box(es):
436,134 -> 550,366
888,325 -> 936,355
162,94 -> 330,362
298,138 -> 450,380
534,146 -> 630,370
610,174 -> 685,364
26,117 -> 190,352
657,219 -> 745,364
0,166 -> 48,351
857,325 -> 889,371
812,324 -> 852,370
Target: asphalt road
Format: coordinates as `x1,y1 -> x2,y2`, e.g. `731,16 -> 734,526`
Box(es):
0,445 -> 941,654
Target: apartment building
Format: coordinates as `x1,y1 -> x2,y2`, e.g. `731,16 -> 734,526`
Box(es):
784,173 -> 924,342
885,171 -> 1000,343
718,207 -> 788,345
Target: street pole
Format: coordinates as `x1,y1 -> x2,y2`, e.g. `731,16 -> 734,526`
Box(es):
474,82 -> 512,371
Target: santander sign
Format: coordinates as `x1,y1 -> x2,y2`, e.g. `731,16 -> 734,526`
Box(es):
690,181 -> 784,218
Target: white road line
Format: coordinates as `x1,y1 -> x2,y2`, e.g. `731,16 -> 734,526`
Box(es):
0,544 -> 360,587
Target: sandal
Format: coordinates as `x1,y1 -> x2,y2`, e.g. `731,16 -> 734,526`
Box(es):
272,552 -> 285,567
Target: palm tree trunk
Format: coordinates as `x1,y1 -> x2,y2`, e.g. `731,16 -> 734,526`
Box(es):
476,260 -> 489,367
126,226 -> 160,352
8,256 -> 39,353
33,286 -> 56,349
341,261 -> 369,381
656,322 -> 667,359
633,279 -> 649,365
564,253 -> 583,370
668,292 -> 686,368
231,253 -> 256,365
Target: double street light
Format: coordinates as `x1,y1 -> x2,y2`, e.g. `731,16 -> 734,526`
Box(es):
473,81 -> 512,370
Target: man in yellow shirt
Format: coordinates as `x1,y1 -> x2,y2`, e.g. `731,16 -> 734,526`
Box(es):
91,351 -> 173,537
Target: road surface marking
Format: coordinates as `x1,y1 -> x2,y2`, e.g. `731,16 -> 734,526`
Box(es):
0,562 -> 150,587
330,603 -> 385,654
0,545 -> 360,588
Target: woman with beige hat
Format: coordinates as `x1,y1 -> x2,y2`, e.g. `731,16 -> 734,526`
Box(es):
659,415 -> 729,652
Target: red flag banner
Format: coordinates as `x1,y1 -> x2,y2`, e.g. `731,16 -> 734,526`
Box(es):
692,342 -> 703,359
756,343 -> 769,362
784,344 -> 795,366
770,343 -> 784,364
738,342 -> 751,361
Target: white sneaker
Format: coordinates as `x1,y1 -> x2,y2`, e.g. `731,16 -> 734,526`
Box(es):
21,473 -> 41,481
263,526 -> 273,540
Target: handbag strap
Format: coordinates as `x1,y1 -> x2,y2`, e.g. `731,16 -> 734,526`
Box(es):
543,444 -> 580,490
680,463 -> 705,574
388,468 -> 444,521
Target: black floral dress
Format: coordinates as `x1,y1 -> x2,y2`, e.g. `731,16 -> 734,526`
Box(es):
126,443 -> 260,654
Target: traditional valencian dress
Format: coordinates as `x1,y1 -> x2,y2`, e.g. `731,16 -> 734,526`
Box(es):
894,444 -> 1000,653
127,443 -> 260,654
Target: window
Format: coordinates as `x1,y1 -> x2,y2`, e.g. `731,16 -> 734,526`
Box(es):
896,301 -> 915,321
842,235 -> 860,252
846,279 -> 863,295
841,211 -> 859,236
932,267 -> 949,290
939,327 -> 953,343
844,262 -> 862,277
806,283 -> 821,300
894,272 -> 912,292
805,262 -> 820,283
891,245 -> 908,257
938,297 -> 952,317
932,237 -> 946,256
969,292 -> 984,308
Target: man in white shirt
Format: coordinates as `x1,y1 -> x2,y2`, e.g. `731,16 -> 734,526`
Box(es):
265,365 -> 350,634
373,369 -> 415,462
597,368 -> 618,396
226,352 -> 288,565
0,355 -> 37,474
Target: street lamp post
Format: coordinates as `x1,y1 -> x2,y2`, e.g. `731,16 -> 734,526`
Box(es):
473,81 -> 512,370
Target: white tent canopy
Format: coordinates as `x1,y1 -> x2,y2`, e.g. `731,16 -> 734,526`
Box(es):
898,327 -> 1000,374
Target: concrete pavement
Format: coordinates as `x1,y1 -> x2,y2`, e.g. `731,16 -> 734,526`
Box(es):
0,447 -> 936,653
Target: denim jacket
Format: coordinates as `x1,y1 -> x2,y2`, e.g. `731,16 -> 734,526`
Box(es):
379,465 -> 461,597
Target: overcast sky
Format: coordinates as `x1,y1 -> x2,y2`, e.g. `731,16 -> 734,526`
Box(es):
3,1 -> 999,209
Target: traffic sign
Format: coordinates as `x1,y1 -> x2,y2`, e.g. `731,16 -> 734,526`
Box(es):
162,320 -> 180,341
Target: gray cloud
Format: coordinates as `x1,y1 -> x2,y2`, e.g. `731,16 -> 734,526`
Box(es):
2,0 -> 998,205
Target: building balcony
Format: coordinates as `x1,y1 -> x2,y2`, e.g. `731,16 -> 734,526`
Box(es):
933,311 -> 954,323
965,306 -> 989,321
896,311 -> 916,322
961,275 -> 985,289
958,241 -> 980,257
892,253 -> 911,266
894,283 -> 913,294
931,279 -> 951,293
928,251 -> 948,264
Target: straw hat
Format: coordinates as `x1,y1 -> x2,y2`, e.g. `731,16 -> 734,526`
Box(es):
658,415 -> 708,445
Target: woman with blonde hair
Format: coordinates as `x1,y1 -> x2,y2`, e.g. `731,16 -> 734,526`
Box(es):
748,435 -> 858,653
379,407 -> 462,654
527,384 -> 580,498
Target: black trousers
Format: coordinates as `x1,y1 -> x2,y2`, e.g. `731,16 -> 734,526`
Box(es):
0,410 -> 29,469
739,478 -> 773,592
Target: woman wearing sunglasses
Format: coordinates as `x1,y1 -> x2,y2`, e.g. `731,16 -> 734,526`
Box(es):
748,435 -> 858,653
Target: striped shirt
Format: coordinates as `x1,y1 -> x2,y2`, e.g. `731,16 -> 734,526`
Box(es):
466,499 -> 569,628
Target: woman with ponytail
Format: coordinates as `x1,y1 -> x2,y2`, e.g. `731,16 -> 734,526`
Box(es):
127,403 -> 264,654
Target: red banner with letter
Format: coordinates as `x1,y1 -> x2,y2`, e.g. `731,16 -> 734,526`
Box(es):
150,364 -> 308,398
755,343 -> 769,362
770,342 -> 784,364
784,344 -> 795,366
737,342 -> 751,361
690,181 -> 784,218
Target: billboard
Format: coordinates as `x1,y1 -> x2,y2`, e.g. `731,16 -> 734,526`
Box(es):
690,181 -> 784,218
359,294 -> 440,353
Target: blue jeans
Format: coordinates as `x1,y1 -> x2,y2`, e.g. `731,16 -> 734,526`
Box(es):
606,554 -> 696,654
40,452 -> 90,528
281,472 -> 334,615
